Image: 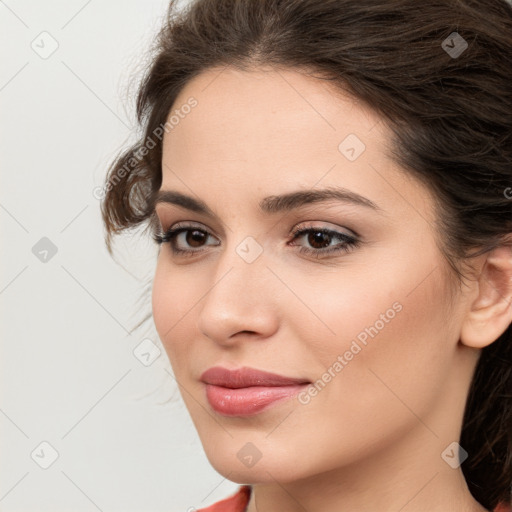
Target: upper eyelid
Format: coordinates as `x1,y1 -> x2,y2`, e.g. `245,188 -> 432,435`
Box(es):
154,200 -> 371,229
154,214 -> 226,235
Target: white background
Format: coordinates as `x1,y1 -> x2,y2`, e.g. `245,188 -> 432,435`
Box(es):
0,1 -> 240,510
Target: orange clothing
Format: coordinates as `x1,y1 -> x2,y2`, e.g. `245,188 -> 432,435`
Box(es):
197,485 -> 251,512
196,485 -> 512,512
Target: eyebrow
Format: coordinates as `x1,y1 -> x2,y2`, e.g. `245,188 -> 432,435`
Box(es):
151,186 -> 382,217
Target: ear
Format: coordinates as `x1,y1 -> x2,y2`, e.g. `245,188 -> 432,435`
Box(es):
460,243 -> 512,348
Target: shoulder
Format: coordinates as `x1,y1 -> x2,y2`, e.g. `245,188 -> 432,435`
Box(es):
195,485 -> 252,512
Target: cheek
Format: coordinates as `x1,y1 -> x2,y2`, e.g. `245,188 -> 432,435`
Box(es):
285,231 -> 451,374
151,259 -> 199,370
290,251 -> 453,425
298,231 -> 451,368
258,259 -> 455,475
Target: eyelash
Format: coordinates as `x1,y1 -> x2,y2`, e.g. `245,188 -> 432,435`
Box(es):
152,223 -> 360,259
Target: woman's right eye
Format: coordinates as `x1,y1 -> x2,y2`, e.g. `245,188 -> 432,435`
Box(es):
153,225 -> 220,256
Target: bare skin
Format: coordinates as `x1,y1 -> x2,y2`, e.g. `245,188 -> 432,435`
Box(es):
151,65 -> 512,512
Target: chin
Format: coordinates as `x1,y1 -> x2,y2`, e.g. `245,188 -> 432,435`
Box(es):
204,447 -> 309,485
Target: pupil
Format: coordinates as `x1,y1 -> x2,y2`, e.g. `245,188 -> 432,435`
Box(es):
308,231 -> 330,249
187,230 -> 205,247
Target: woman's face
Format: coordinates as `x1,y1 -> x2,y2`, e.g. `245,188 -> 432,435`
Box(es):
152,66 -> 478,484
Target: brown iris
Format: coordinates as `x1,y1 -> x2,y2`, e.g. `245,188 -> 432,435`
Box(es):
186,230 -> 207,248
307,231 -> 332,249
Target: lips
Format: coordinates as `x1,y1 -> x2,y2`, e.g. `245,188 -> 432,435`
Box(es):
200,366 -> 311,416
200,366 -> 310,388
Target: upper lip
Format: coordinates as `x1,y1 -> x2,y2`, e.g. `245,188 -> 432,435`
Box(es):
200,366 -> 310,388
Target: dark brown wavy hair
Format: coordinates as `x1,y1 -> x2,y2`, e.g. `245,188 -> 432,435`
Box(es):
100,0 -> 512,508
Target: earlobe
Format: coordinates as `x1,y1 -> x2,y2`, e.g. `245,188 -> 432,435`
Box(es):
460,244 -> 512,349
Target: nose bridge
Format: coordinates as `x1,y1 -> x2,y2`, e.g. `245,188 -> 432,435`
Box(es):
210,230 -> 270,298
196,234 -> 279,341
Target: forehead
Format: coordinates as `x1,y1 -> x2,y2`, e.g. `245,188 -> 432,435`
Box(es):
163,65 -> 386,170
159,65 -> 435,226
170,65 -> 383,137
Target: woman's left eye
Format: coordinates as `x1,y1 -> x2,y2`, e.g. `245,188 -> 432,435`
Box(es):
153,224 -> 360,258
289,226 -> 360,258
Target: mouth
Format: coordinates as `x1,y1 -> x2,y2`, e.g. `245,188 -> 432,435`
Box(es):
200,366 -> 311,417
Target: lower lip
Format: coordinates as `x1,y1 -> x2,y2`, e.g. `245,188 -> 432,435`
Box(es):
204,384 -> 308,416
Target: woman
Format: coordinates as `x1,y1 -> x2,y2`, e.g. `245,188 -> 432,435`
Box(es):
101,0 -> 512,510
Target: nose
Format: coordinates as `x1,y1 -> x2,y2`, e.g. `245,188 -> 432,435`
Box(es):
196,242 -> 280,346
